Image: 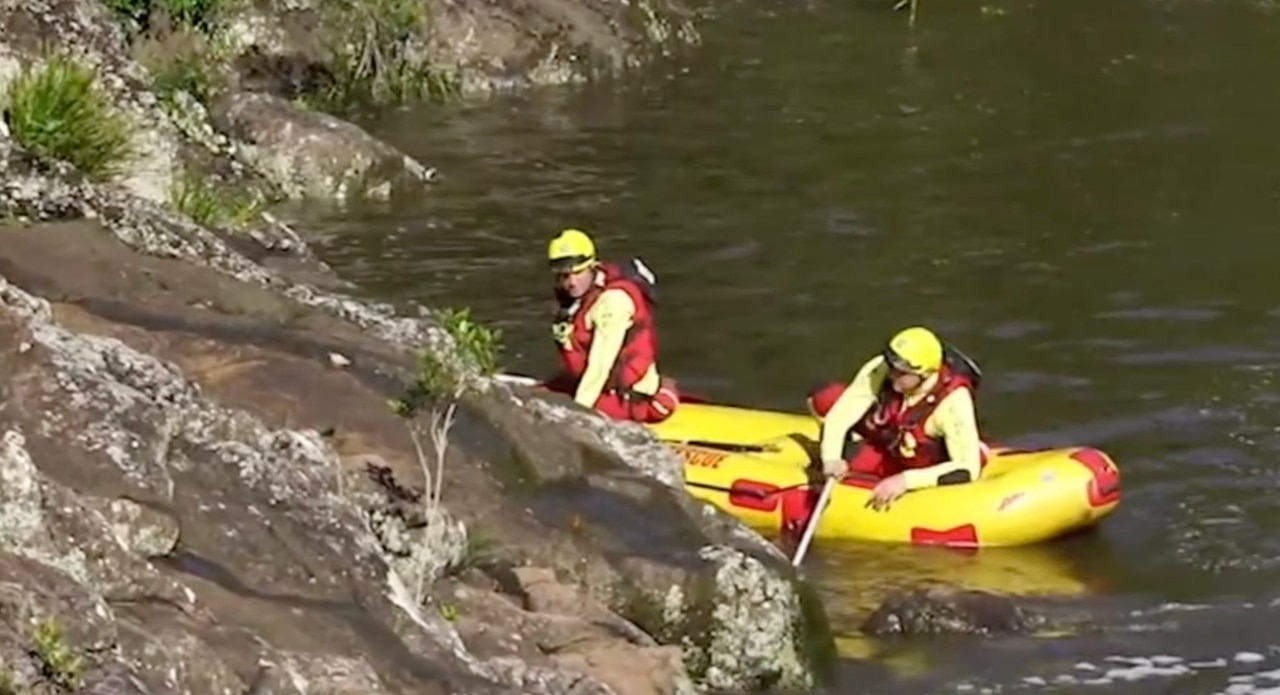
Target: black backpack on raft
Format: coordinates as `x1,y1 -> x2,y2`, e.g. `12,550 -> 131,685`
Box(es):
943,343 -> 983,391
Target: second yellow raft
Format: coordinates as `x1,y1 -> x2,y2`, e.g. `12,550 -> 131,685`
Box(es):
648,402 -> 1122,548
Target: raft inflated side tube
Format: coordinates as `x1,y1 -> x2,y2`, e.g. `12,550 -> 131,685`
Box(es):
654,402 -> 1122,548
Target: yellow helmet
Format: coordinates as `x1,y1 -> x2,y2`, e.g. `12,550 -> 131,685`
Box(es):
884,326 -> 943,374
547,228 -> 597,273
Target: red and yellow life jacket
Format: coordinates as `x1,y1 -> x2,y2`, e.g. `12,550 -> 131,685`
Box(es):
852,363 -> 977,469
551,260 -> 658,394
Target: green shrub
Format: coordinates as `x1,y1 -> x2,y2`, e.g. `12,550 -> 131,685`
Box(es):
169,174 -> 264,230
101,0 -> 149,28
134,27 -> 221,106
392,307 -> 503,417
100,0 -> 227,33
0,665 -> 16,695
319,0 -> 461,113
4,53 -> 136,182
156,0 -> 224,30
388,308 -> 502,605
30,618 -> 84,691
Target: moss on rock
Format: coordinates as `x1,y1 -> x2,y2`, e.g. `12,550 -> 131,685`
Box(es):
612,545 -> 835,692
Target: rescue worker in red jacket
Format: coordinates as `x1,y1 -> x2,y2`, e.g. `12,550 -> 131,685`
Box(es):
544,228 -> 679,423
808,326 -> 987,511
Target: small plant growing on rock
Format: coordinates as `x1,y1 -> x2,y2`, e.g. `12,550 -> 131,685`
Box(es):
0,664 -> 16,695
102,0 -> 228,34
135,25 -> 223,107
29,617 -> 84,691
389,308 -> 501,599
169,174 -> 265,230
154,0 -> 225,30
4,53 -> 136,182
319,0 -> 461,113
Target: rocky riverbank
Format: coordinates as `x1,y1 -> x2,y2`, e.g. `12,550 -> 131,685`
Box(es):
0,0 -> 842,693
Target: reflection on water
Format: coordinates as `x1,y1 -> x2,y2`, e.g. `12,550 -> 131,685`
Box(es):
810,539 -> 1104,658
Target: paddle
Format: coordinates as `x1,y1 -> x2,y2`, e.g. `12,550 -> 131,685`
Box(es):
790,476 -> 836,568
685,480 -> 809,499
494,373 -> 542,387
675,440 -> 775,454
493,372 -> 714,404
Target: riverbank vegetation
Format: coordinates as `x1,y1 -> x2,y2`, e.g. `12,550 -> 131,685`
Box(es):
31,618 -> 85,691
315,0 -> 462,114
390,307 -> 503,602
3,53 -> 136,182
133,22 -> 226,110
102,0 -> 459,118
1,45 -> 264,229
168,173 -> 264,230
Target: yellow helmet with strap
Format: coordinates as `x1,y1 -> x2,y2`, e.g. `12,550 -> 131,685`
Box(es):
884,326 -> 943,374
547,228 -> 597,273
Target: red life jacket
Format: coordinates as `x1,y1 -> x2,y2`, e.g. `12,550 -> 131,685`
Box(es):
851,363 -> 977,469
551,260 -> 659,395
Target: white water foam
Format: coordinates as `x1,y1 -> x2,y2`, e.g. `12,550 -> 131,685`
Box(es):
1004,650 -> 1280,693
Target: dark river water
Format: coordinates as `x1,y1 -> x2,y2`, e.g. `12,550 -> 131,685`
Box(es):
293,0 -> 1280,691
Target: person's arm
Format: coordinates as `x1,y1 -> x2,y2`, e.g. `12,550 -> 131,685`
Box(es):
574,289 -> 635,409
818,356 -> 886,465
901,387 -> 982,490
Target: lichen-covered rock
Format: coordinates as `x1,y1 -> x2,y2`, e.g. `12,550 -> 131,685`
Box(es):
365,466 -> 471,591
0,0 -> 843,692
444,573 -> 698,695
861,583 -> 1046,637
694,545 -> 814,690
82,495 -> 181,558
0,0 -> 286,215
0,277 -> 487,692
258,651 -> 393,695
209,91 -> 436,201
468,386 -> 835,692
0,0 -> 180,202
422,0 -> 703,94
0,134 -> 444,353
219,0 -> 702,99
0,542 -> 244,695
521,396 -> 687,490
0,429 -> 194,607
4,263 -> 823,695
0,7 -> 334,272
0,3 -> 835,681
0,140 -> 836,691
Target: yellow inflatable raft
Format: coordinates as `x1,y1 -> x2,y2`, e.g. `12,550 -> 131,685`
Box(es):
647,402 -> 1122,548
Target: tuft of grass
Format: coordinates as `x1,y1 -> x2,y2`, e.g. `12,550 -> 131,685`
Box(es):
5,53 -> 136,182
101,0 -> 229,33
134,26 -> 222,107
447,528 -> 499,575
155,0 -> 225,30
318,0 -> 461,114
0,665 -> 15,695
169,174 -> 265,230
29,618 -> 84,691
101,0 -> 149,29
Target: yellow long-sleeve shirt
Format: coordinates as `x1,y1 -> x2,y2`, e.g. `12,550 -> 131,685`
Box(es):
572,288 -> 659,408
818,354 -> 982,491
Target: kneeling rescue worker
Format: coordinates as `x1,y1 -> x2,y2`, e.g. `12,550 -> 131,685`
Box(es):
808,326 -> 987,511
545,228 -> 679,423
